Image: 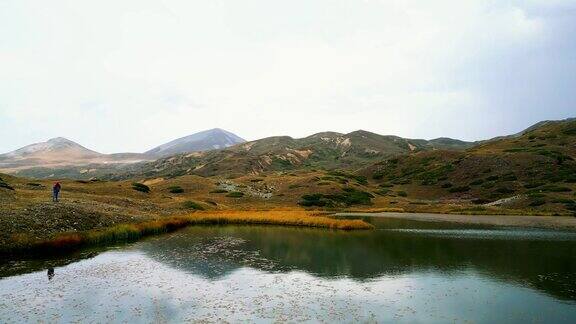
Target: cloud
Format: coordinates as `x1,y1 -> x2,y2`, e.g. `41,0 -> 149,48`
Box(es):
0,0 -> 574,153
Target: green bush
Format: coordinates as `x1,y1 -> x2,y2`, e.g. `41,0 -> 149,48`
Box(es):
226,191 -> 244,198
397,191 -> 408,197
132,183 -> 150,193
298,188 -> 373,207
502,174 -> 518,181
372,172 -> 384,180
210,189 -> 228,193
0,180 -> 14,190
448,186 -> 470,193
469,179 -> 484,186
529,199 -> 546,207
524,182 -> 545,189
495,187 -> 515,194
541,185 -> 572,193
168,186 -> 184,193
182,201 -> 205,210
441,182 -> 453,188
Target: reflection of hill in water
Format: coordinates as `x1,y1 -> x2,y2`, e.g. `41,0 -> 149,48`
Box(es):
139,224 -> 576,301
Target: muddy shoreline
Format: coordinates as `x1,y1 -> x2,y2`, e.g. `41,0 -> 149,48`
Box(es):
336,212 -> 576,231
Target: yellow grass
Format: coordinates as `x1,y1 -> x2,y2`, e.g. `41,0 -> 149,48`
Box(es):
5,210 -> 373,254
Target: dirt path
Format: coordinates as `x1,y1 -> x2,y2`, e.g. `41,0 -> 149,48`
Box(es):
336,212 -> 576,231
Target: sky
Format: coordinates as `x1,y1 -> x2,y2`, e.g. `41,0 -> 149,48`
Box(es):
1,0 -> 575,154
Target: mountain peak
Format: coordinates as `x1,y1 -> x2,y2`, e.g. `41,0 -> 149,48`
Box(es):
145,129 -> 246,157
47,137 -> 74,144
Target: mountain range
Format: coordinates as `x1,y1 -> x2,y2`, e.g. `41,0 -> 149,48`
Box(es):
1,119 -> 574,182
0,128 -> 245,173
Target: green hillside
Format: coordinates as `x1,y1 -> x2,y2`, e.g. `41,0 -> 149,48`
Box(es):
361,119 -> 576,214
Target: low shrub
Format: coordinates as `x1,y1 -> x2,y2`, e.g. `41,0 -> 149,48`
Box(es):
210,189 -> 228,194
541,185 -> 572,193
168,186 -> 184,193
529,199 -> 546,207
397,191 -> 408,197
182,201 -> 205,210
298,188 -> 373,207
0,179 -> 14,190
469,179 -> 484,186
448,186 -> 470,193
495,187 -> 515,194
441,182 -> 453,188
372,172 -> 384,180
502,174 -> 518,181
524,182 -> 545,189
132,183 -> 150,193
226,191 -> 244,198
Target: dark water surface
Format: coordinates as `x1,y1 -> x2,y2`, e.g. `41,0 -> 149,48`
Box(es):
1,216 -> 576,323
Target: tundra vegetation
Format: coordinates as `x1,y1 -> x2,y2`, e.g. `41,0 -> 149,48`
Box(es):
0,119 -> 575,252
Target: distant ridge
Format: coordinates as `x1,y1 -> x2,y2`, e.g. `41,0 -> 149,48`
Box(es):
0,137 -> 150,172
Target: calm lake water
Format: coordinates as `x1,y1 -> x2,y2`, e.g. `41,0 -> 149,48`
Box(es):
2,216 -> 576,323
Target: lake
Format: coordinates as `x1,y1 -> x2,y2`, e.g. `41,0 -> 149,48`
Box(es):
1,216 -> 576,323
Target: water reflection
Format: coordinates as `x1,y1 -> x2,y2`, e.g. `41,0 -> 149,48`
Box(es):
138,220 -> 576,301
1,217 -> 576,323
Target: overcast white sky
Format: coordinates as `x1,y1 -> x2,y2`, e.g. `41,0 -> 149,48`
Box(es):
1,0 -> 575,154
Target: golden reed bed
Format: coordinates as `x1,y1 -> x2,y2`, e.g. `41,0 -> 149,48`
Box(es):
6,210 -> 373,254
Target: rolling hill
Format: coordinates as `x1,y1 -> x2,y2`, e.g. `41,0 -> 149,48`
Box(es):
116,130 -> 474,179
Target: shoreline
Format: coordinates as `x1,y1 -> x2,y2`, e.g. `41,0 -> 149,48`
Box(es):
336,212 -> 576,231
2,211 -> 373,255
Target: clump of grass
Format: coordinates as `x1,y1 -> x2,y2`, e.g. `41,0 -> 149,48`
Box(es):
168,186 -> 184,193
226,191 -> 244,198
132,183 -> 150,193
210,189 -> 228,194
182,201 -> 205,210
397,191 -> 408,197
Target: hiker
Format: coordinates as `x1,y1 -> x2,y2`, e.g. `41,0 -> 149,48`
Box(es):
52,182 -> 61,202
